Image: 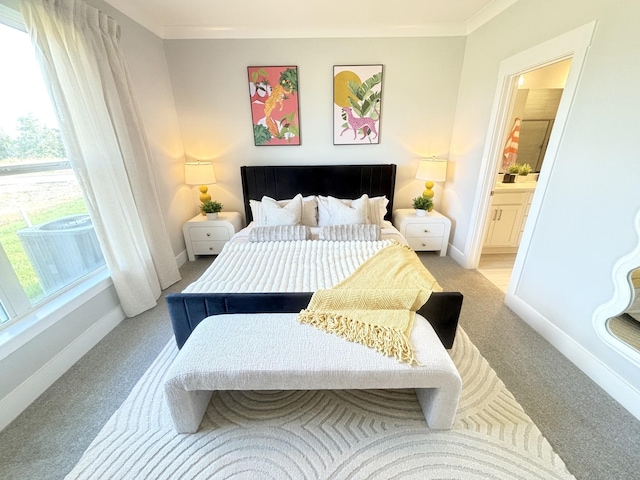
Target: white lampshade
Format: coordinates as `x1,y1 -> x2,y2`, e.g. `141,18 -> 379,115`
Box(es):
415,158 -> 448,182
184,162 -> 216,185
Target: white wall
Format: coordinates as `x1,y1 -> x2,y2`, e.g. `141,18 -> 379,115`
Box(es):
163,37 -> 466,216
445,0 -> 640,411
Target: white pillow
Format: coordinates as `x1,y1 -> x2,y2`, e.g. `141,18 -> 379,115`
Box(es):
367,196 -> 389,227
250,195 -> 318,226
261,194 -> 303,226
319,224 -> 381,241
318,194 -> 369,226
249,225 -> 311,242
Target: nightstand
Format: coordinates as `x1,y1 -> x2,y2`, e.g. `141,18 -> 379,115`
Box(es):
183,212 -> 243,261
392,209 -> 451,256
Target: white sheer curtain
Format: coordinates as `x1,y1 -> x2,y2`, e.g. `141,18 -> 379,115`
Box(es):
20,0 -> 181,316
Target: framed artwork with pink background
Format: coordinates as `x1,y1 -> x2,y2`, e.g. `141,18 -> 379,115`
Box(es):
247,66 -> 300,146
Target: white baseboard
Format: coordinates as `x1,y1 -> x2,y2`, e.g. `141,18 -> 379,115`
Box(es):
176,249 -> 188,268
0,306 -> 125,432
505,293 -> 640,421
447,243 -> 467,268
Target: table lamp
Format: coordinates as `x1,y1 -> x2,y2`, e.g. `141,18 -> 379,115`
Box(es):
415,157 -> 448,201
184,161 -> 216,203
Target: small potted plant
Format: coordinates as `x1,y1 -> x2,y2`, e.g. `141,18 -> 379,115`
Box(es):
518,163 -> 532,175
200,200 -> 223,220
503,163 -> 520,183
412,196 -> 433,216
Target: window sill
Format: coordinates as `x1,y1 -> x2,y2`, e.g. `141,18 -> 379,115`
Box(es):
0,268 -> 114,362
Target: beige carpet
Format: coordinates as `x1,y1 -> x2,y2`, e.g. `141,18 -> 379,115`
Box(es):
65,328 -> 574,479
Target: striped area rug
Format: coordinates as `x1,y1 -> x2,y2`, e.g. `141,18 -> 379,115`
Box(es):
65,329 -> 574,479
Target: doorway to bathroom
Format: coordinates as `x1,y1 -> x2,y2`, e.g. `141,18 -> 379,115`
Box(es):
477,59 -> 571,293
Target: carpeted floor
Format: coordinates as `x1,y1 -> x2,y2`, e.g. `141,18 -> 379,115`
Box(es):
64,328 -> 574,479
0,254 -> 639,479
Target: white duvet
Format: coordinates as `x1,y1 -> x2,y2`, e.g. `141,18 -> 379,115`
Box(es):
183,239 -> 394,293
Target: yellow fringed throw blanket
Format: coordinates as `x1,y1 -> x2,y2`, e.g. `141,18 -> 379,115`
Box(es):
297,241 -> 443,364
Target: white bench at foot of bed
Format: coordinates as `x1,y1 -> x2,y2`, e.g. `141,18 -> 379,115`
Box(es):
164,313 -> 462,433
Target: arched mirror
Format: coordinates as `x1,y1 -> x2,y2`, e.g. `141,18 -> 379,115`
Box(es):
606,267 -> 640,353
593,212 -> 640,364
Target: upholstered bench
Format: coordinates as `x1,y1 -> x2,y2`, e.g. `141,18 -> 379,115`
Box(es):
164,313 -> 462,433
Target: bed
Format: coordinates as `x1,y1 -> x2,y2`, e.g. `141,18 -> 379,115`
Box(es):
167,164 -> 463,350
164,164 -> 465,432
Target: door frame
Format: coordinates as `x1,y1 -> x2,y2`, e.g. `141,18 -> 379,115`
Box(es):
463,22 -> 596,302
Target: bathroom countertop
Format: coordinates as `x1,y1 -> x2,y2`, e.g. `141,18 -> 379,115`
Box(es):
494,180 -> 537,192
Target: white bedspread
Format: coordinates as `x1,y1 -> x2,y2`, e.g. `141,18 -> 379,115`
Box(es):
183,239 -> 394,293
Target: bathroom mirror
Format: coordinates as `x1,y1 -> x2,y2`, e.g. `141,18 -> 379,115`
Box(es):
606,267 -> 640,353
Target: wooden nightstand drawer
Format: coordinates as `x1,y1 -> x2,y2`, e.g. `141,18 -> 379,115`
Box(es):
407,237 -> 444,251
189,226 -> 231,242
405,223 -> 445,238
192,240 -> 228,256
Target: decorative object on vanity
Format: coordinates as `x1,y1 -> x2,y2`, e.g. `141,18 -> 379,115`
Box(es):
183,212 -> 243,261
412,195 -> 433,215
518,162 -> 532,176
502,163 -> 520,183
199,200 -> 223,220
415,157 -> 448,203
502,117 -> 521,171
248,66 -> 300,146
333,65 -> 383,145
393,208 -> 452,256
184,161 -> 217,203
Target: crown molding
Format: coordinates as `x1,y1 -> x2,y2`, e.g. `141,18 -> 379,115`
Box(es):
102,0 -> 519,40
162,23 -> 467,40
466,0 -> 519,34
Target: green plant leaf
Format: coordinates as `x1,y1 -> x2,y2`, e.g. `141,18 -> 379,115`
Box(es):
279,68 -> 298,93
253,124 -> 272,145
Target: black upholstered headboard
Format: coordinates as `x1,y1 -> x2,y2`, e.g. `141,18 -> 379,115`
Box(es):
241,164 -> 397,223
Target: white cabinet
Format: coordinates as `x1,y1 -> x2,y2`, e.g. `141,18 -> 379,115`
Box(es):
483,191 -> 532,252
183,212 -> 243,261
392,209 -> 451,256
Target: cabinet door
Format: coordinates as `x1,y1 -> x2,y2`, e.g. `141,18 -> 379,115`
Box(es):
485,205 -> 523,247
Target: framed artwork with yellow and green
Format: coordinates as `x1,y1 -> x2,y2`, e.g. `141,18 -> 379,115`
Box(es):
333,65 -> 383,145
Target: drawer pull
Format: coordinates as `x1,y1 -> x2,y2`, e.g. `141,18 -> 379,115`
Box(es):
206,233 -> 211,237
422,243 -> 426,247
423,229 -> 429,233
209,247 -> 213,250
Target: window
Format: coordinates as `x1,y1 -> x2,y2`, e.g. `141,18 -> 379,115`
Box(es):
0,18 -> 105,325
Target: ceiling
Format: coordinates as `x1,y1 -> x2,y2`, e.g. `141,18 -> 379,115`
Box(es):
102,0 -> 519,39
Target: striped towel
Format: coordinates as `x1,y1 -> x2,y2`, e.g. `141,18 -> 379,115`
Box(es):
502,117 -> 521,171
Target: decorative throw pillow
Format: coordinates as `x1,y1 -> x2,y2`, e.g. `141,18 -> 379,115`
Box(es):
367,196 -> 390,226
318,194 -> 370,226
261,194 -> 303,226
319,224 -> 381,241
249,225 -> 311,242
250,195 -> 318,226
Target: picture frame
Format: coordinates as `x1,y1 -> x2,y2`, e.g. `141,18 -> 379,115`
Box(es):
247,66 -> 301,146
333,64 -> 383,145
